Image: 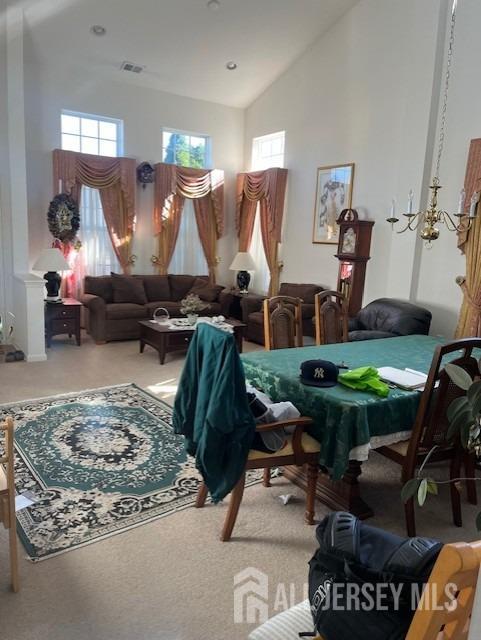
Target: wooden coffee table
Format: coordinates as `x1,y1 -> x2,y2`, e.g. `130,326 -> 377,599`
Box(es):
138,319 -> 246,364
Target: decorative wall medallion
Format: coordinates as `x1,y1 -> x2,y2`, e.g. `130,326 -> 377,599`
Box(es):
137,161 -> 154,188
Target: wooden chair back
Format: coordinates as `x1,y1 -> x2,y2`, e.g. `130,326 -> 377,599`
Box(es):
314,290 -> 348,345
0,416 -> 19,592
406,540 -> 481,640
263,296 -> 303,351
406,338 -> 481,460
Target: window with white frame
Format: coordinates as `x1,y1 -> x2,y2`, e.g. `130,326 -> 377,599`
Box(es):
162,128 -> 211,169
249,131 -> 286,294
61,111 -> 122,157
163,128 -> 211,275
251,130 -> 285,171
61,111 -> 123,283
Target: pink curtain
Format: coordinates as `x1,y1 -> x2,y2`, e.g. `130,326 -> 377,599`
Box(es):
236,168 -> 288,294
52,149 -> 137,274
153,163 -> 224,279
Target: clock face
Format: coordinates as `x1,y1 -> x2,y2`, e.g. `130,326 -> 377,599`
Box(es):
342,227 -> 356,254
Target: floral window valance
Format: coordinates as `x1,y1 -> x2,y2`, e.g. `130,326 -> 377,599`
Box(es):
153,162 -> 224,237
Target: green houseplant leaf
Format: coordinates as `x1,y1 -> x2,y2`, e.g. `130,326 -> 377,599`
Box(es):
401,478 -> 421,504
417,479 -> 428,506
427,480 -> 438,496
446,396 -> 469,422
445,363 -> 473,391
447,406 -> 473,442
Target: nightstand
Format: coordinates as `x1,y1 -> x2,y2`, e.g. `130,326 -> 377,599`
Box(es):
229,290 -> 259,321
45,298 -> 82,347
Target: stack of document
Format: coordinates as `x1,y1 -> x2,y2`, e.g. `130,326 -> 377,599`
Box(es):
377,366 -> 428,390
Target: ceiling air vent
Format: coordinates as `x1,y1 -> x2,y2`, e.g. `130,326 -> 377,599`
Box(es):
120,61 -> 144,74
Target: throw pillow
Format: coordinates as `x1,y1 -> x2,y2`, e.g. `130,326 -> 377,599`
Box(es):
141,275 -> 171,302
189,278 -> 224,303
111,273 -> 147,305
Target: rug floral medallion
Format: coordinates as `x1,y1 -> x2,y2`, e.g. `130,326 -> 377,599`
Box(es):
0,384 -> 263,561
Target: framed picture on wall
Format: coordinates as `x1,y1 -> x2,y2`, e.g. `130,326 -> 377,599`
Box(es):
312,163 -> 354,244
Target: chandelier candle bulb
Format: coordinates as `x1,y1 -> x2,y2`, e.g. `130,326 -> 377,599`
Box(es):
407,190 -> 414,215
469,192 -> 479,218
391,199 -> 396,218
458,188 -> 466,215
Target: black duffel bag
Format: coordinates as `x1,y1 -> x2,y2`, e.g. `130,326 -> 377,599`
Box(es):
307,512 -> 443,640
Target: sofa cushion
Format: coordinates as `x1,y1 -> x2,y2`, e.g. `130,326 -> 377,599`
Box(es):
357,298 -> 432,336
279,282 -> 323,303
84,275 -> 114,303
145,301 -> 182,318
169,275 -> 199,301
145,301 -> 222,318
189,278 -> 224,303
106,303 -> 148,320
111,273 -> 147,305
248,311 -> 264,326
140,275 -> 170,302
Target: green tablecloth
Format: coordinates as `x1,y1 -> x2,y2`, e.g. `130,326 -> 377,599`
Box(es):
241,335 -> 445,479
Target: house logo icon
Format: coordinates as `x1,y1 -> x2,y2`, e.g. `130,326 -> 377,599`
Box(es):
233,567 -> 269,624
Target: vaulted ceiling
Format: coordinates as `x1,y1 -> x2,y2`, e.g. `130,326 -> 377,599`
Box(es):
22,0 -> 358,108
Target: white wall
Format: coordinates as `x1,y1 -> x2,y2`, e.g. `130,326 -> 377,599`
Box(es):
23,34 -> 244,285
244,0 -> 466,336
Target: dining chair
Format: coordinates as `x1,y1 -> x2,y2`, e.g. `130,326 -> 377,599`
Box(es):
376,338 -> 481,537
263,295 -> 303,351
196,414 -> 320,540
0,417 -> 19,592
314,290 -> 348,345
405,540 -> 481,640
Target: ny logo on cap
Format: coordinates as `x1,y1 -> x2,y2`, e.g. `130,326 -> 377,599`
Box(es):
314,367 -> 325,379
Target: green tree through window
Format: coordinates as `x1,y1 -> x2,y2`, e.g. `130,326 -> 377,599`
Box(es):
162,131 -> 209,168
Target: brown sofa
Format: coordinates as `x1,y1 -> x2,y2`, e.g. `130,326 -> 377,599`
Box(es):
81,274 -> 234,343
240,282 -> 326,345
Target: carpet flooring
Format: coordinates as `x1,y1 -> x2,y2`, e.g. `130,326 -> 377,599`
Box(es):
0,332 -> 480,640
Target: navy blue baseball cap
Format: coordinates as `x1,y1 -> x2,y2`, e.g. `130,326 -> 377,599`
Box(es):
300,359 -> 339,388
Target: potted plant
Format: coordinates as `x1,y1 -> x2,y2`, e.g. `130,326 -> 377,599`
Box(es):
402,360 -> 481,530
179,293 -> 209,325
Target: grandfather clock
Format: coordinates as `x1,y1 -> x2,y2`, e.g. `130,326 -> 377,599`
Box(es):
335,208 -> 374,316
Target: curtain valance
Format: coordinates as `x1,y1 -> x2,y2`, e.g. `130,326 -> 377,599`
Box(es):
52,149 -> 137,274
52,149 -> 136,227
153,163 -> 224,237
236,168 -> 288,243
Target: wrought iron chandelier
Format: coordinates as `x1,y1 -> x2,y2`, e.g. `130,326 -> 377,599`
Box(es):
386,0 -> 479,245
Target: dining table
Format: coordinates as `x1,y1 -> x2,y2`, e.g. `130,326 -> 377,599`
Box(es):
241,334 -> 446,519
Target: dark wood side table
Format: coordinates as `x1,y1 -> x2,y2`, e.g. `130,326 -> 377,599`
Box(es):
229,290 -> 262,321
138,319 -> 246,364
45,298 -> 82,347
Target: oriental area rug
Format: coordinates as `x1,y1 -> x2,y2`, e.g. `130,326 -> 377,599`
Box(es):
0,384 -> 263,561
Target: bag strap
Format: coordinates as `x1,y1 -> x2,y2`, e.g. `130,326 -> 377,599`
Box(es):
322,512 -> 360,561
384,537 -> 443,577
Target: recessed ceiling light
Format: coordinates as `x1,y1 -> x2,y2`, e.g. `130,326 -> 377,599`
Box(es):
207,0 -> 220,9
226,61 -> 237,71
90,25 -> 106,36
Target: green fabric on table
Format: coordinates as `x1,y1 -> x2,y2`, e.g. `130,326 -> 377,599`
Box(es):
338,366 -> 390,397
241,335 -> 445,480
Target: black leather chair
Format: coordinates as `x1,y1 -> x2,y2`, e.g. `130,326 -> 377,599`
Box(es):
348,298 -> 432,341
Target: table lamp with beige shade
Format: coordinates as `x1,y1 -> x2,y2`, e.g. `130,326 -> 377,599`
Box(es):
229,251 -> 256,293
32,248 -> 70,302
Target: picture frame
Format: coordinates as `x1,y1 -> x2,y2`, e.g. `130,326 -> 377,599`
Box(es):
312,163 -> 355,244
